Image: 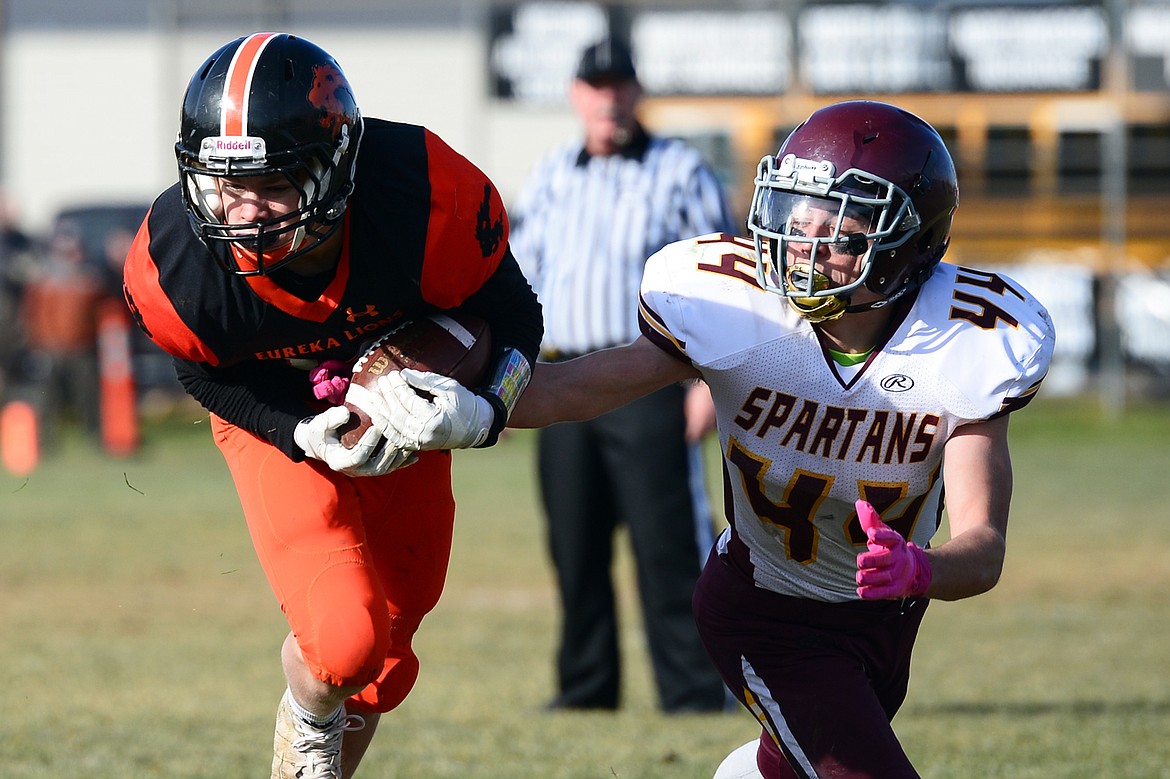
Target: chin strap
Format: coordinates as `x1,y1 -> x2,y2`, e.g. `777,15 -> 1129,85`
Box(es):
841,298 -> 875,316
842,276 -> 922,316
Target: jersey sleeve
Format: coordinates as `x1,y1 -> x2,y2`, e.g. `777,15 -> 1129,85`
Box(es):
991,300 -> 1054,417
122,191 -> 223,366
923,264 -> 1057,421
996,269 -> 1057,414
637,243 -> 694,363
458,248 -> 543,365
175,357 -> 310,459
418,129 -> 510,309
638,234 -> 764,367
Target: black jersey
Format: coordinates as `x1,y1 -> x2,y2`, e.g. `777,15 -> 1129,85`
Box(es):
124,119 -> 542,458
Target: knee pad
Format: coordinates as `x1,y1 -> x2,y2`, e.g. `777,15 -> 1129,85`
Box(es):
346,613 -> 422,713
303,566 -> 392,688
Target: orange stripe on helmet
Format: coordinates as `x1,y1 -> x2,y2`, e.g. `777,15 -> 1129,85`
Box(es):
221,32 -> 278,137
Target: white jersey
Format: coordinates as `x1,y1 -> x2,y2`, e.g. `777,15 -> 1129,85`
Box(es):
638,234 -> 1056,602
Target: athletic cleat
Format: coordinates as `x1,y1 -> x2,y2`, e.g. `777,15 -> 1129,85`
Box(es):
271,689 -> 365,779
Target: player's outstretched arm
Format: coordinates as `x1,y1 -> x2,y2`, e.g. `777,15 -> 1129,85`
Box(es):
508,336 -> 700,429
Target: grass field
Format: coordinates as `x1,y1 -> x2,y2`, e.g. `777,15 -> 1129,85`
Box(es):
2,395 -> 1169,777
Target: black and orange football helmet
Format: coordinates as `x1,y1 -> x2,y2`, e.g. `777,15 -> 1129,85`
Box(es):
175,32 -> 363,275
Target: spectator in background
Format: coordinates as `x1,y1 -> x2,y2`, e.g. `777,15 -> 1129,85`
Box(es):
508,38 -> 734,713
19,219 -> 104,449
0,193 -> 35,402
100,226 -> 136,301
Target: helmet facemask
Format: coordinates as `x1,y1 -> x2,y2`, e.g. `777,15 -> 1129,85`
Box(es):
178,123 -> 355,276
749,153 -> 921,323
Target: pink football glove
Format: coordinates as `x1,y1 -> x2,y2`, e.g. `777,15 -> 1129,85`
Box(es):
309,360 -> 351,405
855,500 -> 932,600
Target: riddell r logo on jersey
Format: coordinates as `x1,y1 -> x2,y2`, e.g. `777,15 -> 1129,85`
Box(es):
881,375 -> 914,392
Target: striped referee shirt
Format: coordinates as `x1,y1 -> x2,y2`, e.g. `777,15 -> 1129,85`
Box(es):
509,125 -> 734,357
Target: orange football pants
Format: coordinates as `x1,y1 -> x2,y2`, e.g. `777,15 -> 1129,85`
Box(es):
211,414 -> 455,713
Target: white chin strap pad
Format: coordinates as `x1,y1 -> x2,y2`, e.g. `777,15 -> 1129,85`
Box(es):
187,173 -> 223,221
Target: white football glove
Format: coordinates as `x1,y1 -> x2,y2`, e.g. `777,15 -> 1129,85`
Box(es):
377,369 -> 494,450
294,405 -> 416,477
344,382 -> 416,452
343,438 -> 419,477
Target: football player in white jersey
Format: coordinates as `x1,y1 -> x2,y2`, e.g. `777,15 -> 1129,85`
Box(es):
378,100 -> 1055,779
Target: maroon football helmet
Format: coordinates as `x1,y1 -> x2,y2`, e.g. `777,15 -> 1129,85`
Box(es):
747,100 -> 958,321
175,33 -> 363,275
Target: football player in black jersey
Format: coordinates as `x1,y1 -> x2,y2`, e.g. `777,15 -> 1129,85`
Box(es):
123,33 -> 541,779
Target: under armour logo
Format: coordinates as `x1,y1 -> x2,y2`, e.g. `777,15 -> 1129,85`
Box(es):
880,374 -> 915,392
346,304 -> 379,322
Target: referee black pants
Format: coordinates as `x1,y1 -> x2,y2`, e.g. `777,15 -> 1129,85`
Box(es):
538,382 -> 726,712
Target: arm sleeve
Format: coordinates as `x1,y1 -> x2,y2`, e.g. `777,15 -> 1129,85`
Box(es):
174,358 -> 313,461
455,247 -> 543,447
458,247 -> 543,368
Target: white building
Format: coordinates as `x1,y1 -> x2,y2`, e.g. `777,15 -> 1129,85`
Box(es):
0,0 -> 592,233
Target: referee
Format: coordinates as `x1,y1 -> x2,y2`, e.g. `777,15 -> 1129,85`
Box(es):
509,38 -> 735,713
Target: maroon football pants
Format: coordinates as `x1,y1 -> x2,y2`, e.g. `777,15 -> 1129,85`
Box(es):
693,546 -> 928,779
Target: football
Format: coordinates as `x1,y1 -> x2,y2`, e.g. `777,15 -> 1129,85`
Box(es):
338,312 -> 492,448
